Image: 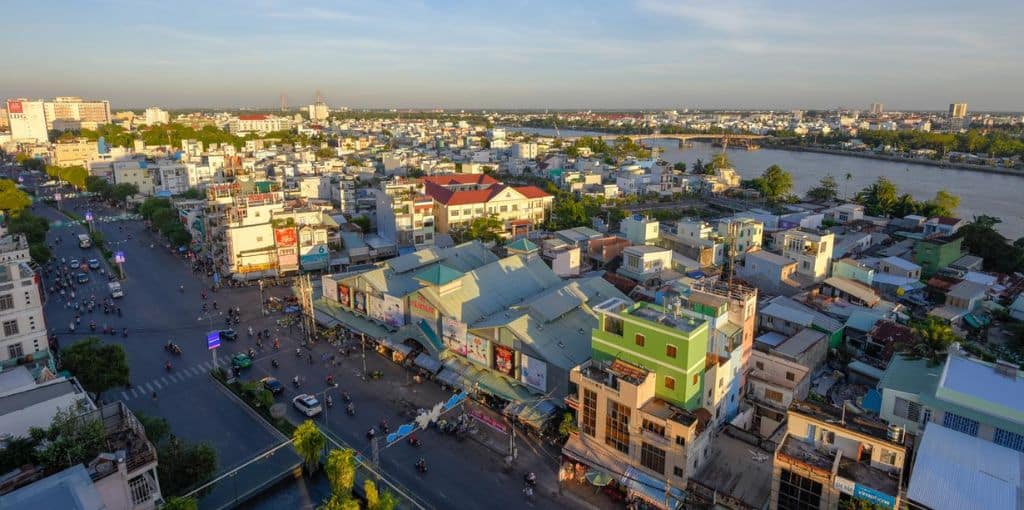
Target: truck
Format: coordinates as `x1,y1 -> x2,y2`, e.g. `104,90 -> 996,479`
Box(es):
78,234 -> 92,249
108,281 -> 123,298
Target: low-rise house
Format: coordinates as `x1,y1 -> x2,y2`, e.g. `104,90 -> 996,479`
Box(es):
914,236 -> 964,277
831,258 -> 874,286
877,255 -> 921,280
923,216 -> 966,237
736,249 -> 805,296
819,276 -> 882,308
776,227 -> 835,282
758,296 -> 844,349
618,245 -> 673,284
770,400 -> 906,510
945,280 -> 987,312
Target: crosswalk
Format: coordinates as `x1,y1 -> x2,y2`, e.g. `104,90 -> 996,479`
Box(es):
119,356 -> 230,401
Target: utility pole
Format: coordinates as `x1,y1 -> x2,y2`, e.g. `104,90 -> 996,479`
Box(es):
361,333 -> 367,381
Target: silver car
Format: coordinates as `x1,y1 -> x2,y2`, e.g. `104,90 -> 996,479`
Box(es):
292,394 -> 322,417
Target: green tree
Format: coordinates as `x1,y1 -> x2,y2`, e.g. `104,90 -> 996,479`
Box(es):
34,400 -> 106,472
349,215 -> 371,233
921,189 -> 960,217
161,497 -> 199,510
157,436 -> 218,496
364,479 -> 380,509
710,152 -> 732,171
178,188 -> 204,199
111,183 -> 140,204
60,337 -> 130,400
316,147 -> 335,159
139,197 -> 172,219
959,216 -> 1024,273
136,412 -> 171,444
0,179 -> 31,214
85,175 -> 111,195
755,164 -> 794,201
293,420 -> 326,474
855,177 -> 898,216
558,411 -> 578,439
672,161 -> 687,172
806,174 -> 839,202
891,194 -> 920,218
463,215 -> 504,243
901,317 -> 959,365
18,155 -> 45,172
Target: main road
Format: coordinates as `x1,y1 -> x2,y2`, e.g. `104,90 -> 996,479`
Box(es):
38,196 -> 595,510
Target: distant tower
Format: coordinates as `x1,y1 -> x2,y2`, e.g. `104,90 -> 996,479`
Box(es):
315,90 -> 325,104
279,93 -> 288,112
948,102 -> 968,132
870,103 -> 884,115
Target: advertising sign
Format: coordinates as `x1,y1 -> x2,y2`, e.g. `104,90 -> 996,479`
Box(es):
7,101 -> 22,114
114,251 -> 126,264
382,294 -> 405,328
277,247 -> 298,269
410,292 -> 436,320
300,244 -> 329,269
353,290 -> 367,314
520,353 -> 547,392
321,275 -> 339,302
274,227 -> 297,247
468,408 -> 508,434
369,292 -> 385,322
853,485 -> 895,509
338,284 -> 351,308
466,333 -> 489,366
441,317 -> 467,356
207,331 -> 221,350
493,344 -> 515,376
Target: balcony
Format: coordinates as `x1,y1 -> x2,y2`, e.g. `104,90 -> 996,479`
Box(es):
641,427 -> 672,448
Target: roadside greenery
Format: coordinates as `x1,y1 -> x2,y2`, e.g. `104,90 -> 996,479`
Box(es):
85,175 -> 139,206
0,400 -> 105,475
850,129 -> 1024,158
746,164 -> 794,201
211,368 -> 296,435
136,413 -> 218,497
959,215 -> 1024,274
44,164 -> 89,189
7,210 -> 52,263
0,178 -> 31,213
60,337 -> 130,401
322,447 -> 397,510
806,174 -> 840,201
293,420 -> 326,474
854,177 -> 960,218
139,197 -> 192,247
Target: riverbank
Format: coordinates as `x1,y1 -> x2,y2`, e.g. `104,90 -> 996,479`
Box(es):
766,144 -> 1024,178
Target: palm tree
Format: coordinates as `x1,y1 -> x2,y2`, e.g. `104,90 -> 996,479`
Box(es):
901,317 -> 959,365
292,420 -> 326,474
844,172 -> 852,199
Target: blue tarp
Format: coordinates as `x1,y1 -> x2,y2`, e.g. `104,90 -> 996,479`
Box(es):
620,466 -> 685,509
862,388 -> 883,414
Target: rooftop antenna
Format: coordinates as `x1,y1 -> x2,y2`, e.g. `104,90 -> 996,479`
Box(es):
279,93 -> 288,112
315,89 -> 325,104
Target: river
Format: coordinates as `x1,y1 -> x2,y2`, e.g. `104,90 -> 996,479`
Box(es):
505,127 -> 1024,239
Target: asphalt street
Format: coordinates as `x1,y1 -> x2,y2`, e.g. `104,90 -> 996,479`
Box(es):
37,194 -> 592,510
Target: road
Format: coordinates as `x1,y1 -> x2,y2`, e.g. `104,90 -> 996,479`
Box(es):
39,195 -> 595,510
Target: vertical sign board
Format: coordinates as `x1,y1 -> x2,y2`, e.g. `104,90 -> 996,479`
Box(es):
353,290 -> 367,315
466,333 -> 490,366
207,330 -> 221,350
321,275 -> 339,302
493,344 -> 515,377
381,294 -> 405,328
441,317 -> 467,356
338,284 -> 352,308
520,353 -> 547,392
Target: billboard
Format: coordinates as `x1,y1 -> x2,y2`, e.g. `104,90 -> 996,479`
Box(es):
520,353 -> 547,392
382,294 -> 405,328
493,344 -> 515,377
353,290 -> 367,314
274,227 -> 297,247
7,101 -> 22,114
277,247 -> 298,269
466,333 -> 489,366
321,276 -> 339,302
410,292 -> 436,320
441,317 -> 467,356
338,284 -> 351,308
300,244 -> 329,269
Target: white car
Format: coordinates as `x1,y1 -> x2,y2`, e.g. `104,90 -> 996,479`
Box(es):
292,394 -> 322,417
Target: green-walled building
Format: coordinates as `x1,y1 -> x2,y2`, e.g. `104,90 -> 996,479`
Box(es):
591,298 -> 710,410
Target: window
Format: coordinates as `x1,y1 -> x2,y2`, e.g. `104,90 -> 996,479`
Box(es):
755,361 -> 764,370
605,400 -> 631,454
994,428 -> 1024,453
581,389 -> 597,437
786,372 -> 795,381
7,342 -> 23,359
777,468 -> 823,510
893,397 -> 921,423
692,374 -> 699,385
642,419 -> 665,437
673,466 -> 684,478
666,345 -> 677,358
635,333 -> 645,347
880,448 -> 898,466
942,412 -> 979,437
603,316 -> 623,336
0,294 -> 12,311
2,320 -> 18,336
451,209 -> 459,216
675,435 -> 685,446
764,388 -> 784,403
664,376 -> 675,390
640,443 -> 666,475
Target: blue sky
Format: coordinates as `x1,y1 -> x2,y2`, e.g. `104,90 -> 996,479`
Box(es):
3,0 -> 1022,110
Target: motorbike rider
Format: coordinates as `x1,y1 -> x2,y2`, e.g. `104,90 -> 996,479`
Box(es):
346,402 -> 355,415
164,361 -> 172,371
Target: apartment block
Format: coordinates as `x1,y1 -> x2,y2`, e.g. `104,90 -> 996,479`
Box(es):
718,217 -> 764,259
0,233 -> 51,375
51,138 -> 99,167
423,174 -> 552,238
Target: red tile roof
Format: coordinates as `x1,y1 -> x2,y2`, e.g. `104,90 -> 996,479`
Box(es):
421,173 -> 498,187
934,217 -> 963,225
424,181 -> 498,205
514,186 -> 551,199
238,114 -> 268,121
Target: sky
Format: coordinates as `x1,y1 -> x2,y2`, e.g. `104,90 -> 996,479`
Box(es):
2,0 -> 1022,111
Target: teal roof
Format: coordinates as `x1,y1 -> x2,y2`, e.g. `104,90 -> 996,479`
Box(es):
506,237 -> 539,253
414,263 -> 463,286
878,355 -> 942,396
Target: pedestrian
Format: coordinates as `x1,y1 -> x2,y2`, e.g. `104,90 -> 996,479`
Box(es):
151,391 -> 158,402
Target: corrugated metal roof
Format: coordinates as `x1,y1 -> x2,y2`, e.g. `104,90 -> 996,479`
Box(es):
907,424 -> 1023,510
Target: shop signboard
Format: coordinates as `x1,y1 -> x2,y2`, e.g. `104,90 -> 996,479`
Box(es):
353,290 -> 367,314
323,274 -> 339,303
410,292 -> 436,320
300,244 -> 329,269
369,292 -> 386,322
274,226 -> 297,247
441,317 -> 467,356
466,333 -> 489,366
338,284 -> 351,308
382,294 -> 405,328
493,344 -> 515,377
520,353 -> 547,392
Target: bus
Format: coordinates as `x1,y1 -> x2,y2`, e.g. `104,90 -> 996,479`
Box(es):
78,234 -> 92,249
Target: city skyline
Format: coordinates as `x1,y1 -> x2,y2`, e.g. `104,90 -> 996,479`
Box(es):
3,0 -> 1022,111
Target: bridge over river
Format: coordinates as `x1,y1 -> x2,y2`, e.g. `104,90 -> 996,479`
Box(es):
561,132 -> 767,147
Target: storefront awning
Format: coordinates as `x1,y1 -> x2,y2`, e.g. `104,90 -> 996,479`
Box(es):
620,466 -> 685,510
517,399 -> 560,428
379,337 -> 413,356
412,353 -> 443,374
471,369 -> 537,404
387,321 -> 443,358
315,300 -> 391,339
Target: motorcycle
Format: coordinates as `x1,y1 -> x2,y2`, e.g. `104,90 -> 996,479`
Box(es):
326,395 -> 333,408
295,348 -> 302,358
346,403 -> 355,416
292,376 -> 300,387
164,362 -> 172,372
369,370 -> 384,380
408,436 -> 422,448
415,460 -> 428,473
342,391 -> 351,402
271,359 -> 279,369
122,328 -> 128,337
524,472 -> 537,487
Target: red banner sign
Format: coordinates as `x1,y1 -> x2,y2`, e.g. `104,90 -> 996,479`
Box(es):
275,227 -> 297,247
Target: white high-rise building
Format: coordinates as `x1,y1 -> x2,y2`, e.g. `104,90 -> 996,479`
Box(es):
308,102 -> 330,123
144,106 -> 170,125
6,99 -> 49,143
870,103 -> 884,115
0,232 -> 50,369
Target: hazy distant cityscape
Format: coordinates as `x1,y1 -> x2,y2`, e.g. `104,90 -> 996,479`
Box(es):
0,2 -> 1022,510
